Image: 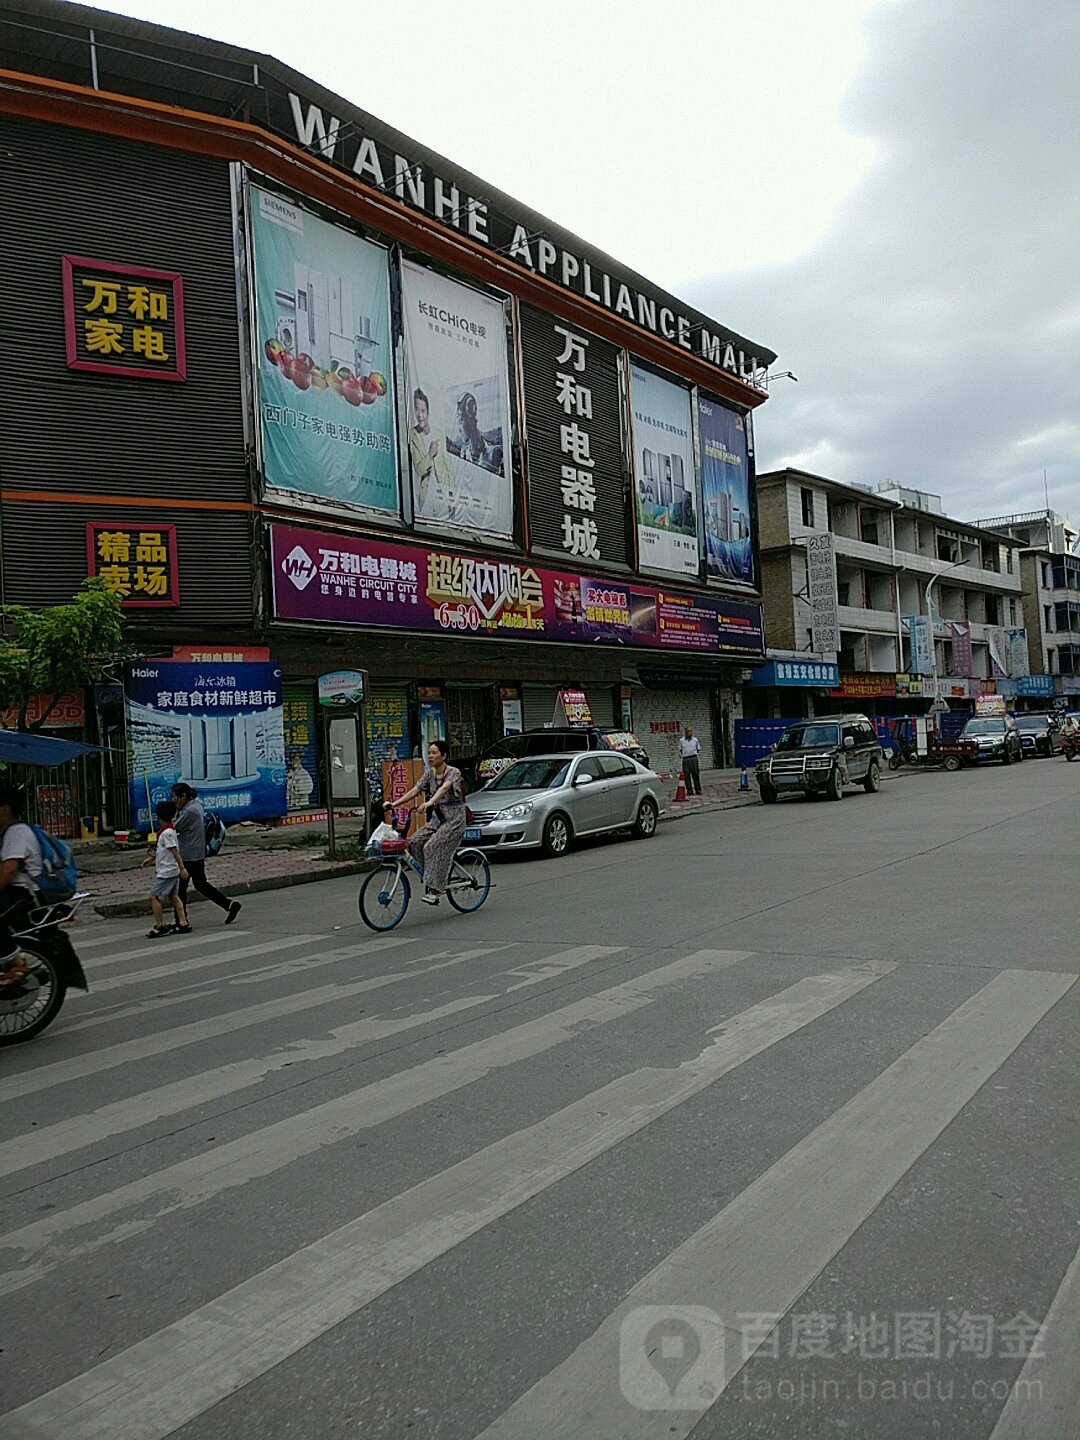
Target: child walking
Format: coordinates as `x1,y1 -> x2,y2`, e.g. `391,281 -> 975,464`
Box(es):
141,801 -> 191,938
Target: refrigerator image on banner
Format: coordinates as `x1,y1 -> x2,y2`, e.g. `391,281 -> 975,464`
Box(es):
126,663 -> 286,829
628,363 -> 699,577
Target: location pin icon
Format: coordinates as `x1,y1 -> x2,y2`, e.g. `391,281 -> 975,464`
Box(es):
644,1316 -> 701,1399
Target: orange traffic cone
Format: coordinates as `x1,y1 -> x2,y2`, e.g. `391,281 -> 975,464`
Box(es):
674,770 -> 688,802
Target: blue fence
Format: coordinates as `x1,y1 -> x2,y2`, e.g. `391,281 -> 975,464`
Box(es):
734,717 -> 898,768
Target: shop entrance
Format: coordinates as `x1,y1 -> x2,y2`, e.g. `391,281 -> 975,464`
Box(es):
445,685 -> 498,770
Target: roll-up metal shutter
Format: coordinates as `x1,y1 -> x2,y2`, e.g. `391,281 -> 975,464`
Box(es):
517,302 -> 631,570
0,115 -> 248,507
522,686 -> 560,731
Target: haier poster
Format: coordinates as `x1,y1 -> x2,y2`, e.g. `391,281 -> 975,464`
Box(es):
127,662 -> 286,829
250,184 -> 398,513
629,364 -> 699,577
697,395 -> 754,586
402,260 -> 514,540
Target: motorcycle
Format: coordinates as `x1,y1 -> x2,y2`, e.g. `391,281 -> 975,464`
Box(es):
1063,732 -> 1080,763
0,893 -> 89,1047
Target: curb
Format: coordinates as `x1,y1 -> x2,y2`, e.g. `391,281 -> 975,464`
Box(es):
91,860 -> 368,918
660,794 -> 758,821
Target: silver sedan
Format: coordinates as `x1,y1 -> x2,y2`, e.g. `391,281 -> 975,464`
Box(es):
468,751 -> 666,857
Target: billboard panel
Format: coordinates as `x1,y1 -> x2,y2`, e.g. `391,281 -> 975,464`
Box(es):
127,661 -> 286,828
697,395 -> 754,586
250,185 -> 397,514
271,524 -> 763,660
629,364 -> 698,577
402,261 -> 514,540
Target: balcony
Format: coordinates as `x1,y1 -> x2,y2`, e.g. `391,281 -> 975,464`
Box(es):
837,604 -> 901,635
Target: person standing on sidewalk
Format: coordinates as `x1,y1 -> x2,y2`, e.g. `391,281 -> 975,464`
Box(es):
678,726 -> 702,796
171,783 -> 241,926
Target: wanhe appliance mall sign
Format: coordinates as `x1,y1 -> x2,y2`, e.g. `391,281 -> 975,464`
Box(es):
284,95 -> 772,388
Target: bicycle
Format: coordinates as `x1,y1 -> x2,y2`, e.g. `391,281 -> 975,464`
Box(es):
358,808 -> 492,932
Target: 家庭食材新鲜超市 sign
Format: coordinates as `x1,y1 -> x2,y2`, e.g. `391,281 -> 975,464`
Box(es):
270,524 -> 763,660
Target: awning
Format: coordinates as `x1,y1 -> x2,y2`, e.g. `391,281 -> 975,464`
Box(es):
0,731 -> 105,766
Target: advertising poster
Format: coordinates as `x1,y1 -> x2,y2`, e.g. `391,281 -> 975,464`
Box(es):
272,524 -> 764,660
807,534 -> 840,655
1007,628 -> 1030,677
988,628 -> 1009,679
402,261 -> 514,539
697,396 -> 754,585
906,615 -> 935,675
250,185 -> 397,513
282,686 -> 318,811
366,689 -> 411,804
127,662 -> 285,829
629,364 -> 698,577
950,621 -> 974,677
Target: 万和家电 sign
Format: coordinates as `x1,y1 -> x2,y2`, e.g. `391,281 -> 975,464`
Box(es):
62,256 -> 186,381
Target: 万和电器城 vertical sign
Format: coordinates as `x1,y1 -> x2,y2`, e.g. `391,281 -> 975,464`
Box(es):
249,184 -> 398,515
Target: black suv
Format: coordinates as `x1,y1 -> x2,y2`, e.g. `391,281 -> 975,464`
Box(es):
756,714 -> 884,803
473,726 -> 649,786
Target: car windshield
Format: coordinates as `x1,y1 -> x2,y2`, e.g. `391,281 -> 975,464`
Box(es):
1015,716 -> 1048,731
775,724 -> 840,751
487,758 -> 571,791
962,718 -> 1005,735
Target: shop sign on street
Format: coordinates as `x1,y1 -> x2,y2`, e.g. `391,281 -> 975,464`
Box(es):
518,304 -> 628,567
271,523 -> 765,661
62,256 -> 186,381
829,672 -> 897,699
554,689 -> 592,726
975,694 -> 1006,715
317,670 -> 367,708
86,522 -> 179,607
747,660 -> 839,688
1,691 -> 85,730
807,534 -> 839,655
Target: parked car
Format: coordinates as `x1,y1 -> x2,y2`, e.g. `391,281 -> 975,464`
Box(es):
756,714 -> 884,803
958,714 -> 1023,764
1015,713 -> 1063,757
596,728 -> 650,768
472,726 -> 647,786
468,751 -> 664,856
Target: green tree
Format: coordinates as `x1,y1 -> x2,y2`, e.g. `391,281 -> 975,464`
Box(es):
0,579 -> 126,731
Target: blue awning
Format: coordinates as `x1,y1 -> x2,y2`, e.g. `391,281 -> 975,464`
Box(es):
0,731 -> 105,766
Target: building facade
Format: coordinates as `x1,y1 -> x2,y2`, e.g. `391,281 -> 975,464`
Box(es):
750,469 -> 1027,718
0,0 -> 774,829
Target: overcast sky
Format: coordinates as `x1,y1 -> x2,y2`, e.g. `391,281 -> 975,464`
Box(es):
109,0 -> 1079,525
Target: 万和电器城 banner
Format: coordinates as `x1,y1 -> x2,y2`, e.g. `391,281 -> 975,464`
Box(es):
402,261 -> 514,540
629,364 -> 699,577
697,395 -> 754,586
249,184 -> 398,515
126,662 -> 286,829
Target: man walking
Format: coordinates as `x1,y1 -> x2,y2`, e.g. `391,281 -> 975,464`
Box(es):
678,725 -> 702,796
171,783 -> 241,926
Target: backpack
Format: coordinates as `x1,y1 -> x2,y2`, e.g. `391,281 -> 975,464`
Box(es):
30,825 -> 78,902
204,810 -> 227,857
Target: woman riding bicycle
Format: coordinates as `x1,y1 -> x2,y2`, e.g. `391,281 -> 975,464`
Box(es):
395,740 -> 467,906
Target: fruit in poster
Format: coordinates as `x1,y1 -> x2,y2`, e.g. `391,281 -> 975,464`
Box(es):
311,369 -> 329,389
291,365 -> 312,392
336,366 -> 355,383
360,377 -> 378,404
369,371 -> 387,396
341,378 -> 364,406
326,369 -> 345,395
264,338 -> 283,366
296,353 -> 315,372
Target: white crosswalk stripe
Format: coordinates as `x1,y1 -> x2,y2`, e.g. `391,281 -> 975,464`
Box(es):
0,957 -> 892,1437
87,932 -> 326,992
1,936 -> 1076,1440
76,928 -> 254,969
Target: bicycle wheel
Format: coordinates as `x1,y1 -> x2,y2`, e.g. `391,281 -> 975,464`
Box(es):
446,848 -> 491,914
358,863 -> 411,932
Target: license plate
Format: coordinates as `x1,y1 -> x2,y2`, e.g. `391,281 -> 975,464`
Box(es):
464,827 -> 482,842
775,776 -> 801,786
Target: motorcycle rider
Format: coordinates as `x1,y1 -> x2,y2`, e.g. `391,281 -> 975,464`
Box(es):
0,784 -> 42,987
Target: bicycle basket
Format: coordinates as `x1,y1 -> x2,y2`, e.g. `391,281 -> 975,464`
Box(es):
372,836 -> 408,857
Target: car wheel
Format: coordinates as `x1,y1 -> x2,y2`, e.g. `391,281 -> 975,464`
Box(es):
863,761 -> 881,793
633,797 -> 658,838
943,755 -> 961,772
826,765 -> 844,801
541,812 -> 572,857
759,783 -> 778,804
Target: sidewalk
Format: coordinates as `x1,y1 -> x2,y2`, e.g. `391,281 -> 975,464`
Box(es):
659,766 -> 760,821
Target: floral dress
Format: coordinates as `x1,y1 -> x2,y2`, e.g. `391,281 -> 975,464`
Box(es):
407,765 -> 466,893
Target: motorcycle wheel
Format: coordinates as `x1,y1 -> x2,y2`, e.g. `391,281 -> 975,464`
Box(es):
0,945 -> 66,1047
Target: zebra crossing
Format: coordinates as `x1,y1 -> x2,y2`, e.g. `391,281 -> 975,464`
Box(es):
1,915 -> 1077,1438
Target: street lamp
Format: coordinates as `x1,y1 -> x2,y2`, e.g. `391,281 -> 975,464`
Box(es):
924,558 -> 968,709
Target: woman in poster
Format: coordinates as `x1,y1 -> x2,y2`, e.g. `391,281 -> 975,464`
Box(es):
408,389 -> 455,515
453,392 -> 502,473
397,740 -> 468,904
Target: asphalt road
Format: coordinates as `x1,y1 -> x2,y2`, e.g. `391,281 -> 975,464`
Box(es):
1,758 -> 1078,1439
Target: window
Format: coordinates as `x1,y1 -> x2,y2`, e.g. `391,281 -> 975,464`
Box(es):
1006,550 -> 1014,575
1009,600 -> 1017,625
857,722 -> 877,745
842,724 -> 859,748
1044,605 -> 1053,632
861,518 -> 879,546
577,756 -> 607,781
1043,562 -> 1052,589
836,581 -> 850,606
599,753 -> 635,779
801,488 -> 815,528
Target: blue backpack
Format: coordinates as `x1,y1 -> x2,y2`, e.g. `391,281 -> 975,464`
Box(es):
31,825 -> 78,901
204,810 -> 227,857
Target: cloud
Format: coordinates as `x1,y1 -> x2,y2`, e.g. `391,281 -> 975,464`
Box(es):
684,0 -> 1080,523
